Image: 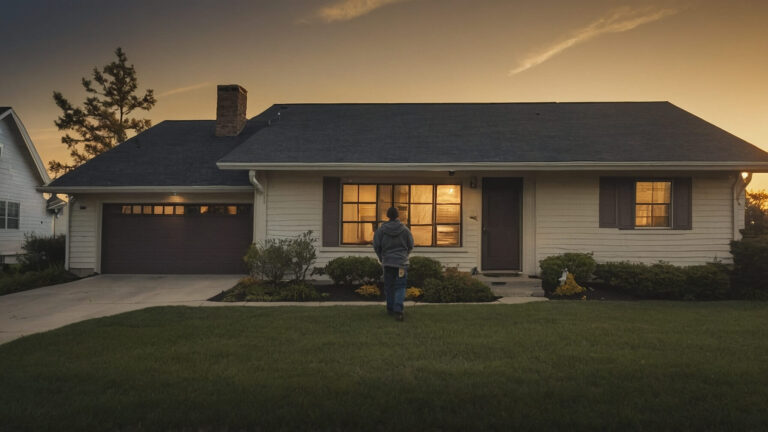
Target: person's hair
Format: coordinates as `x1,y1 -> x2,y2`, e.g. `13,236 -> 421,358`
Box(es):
386,207 -> 399,221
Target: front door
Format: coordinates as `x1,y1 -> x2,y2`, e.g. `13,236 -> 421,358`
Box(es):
482,177 -> 522,271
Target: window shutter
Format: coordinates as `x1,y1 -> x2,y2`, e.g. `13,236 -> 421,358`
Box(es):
599,177 -> 618,228
616,178 -> 635,230
672,177 -> 692,230
322,177 -> 341,246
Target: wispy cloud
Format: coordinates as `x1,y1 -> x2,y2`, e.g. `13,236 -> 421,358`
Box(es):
315,0 -> 415,23
509,6 -> 680,76
158,81 -> 212,97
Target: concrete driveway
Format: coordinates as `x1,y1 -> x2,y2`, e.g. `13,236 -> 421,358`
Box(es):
0,274 -> 240,345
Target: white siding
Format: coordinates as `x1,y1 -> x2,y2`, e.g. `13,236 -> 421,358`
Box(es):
535,173 -> 739,266
66,192 -> 252,274
265,172 -> 483,272
0,115 -> 53,259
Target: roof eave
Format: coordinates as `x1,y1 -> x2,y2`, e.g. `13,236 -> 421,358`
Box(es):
216,161 -> 768,172
36,185 -> 254,194
0,108 -> 51,184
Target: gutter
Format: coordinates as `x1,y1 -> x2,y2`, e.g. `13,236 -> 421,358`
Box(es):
732,172 -> 753,241
37,185 -> 253,194
216,161 -> 768,172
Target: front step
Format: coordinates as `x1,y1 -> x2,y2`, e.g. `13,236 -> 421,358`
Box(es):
475,273 -> 546,298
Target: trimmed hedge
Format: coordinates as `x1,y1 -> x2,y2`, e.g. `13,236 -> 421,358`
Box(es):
422,268 -> 496,303
407,256 -> 443,287
730,236 -> 768,299
0,266 -> 79,296
324,256 -> 383,288
539,253 -> 596,293
593,262 -> 731,300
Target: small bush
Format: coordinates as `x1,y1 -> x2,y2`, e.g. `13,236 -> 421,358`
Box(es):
594,261 -> 731,300
407,256 -> 443,287
355,284 -> 381,298
731,236 -> 768,299
553,273 -> 586,297
421,268 -> 496,303
244,231 -> 318,287
539,253 -> 596,293
17,234 -> 66,272
0,265 -> 78,296
406,287 -> 423,300
324,256 -> 382,288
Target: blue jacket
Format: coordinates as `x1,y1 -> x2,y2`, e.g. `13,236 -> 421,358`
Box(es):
373,220 -> 414,268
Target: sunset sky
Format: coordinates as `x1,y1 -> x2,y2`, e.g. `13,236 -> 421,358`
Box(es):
2,0 -> 767,190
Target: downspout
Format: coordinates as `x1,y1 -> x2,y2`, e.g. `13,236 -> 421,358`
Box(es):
65,195 -> 73,270
732,172 -> 752,241
249,170 -> 264,193
249,170 -> 266,244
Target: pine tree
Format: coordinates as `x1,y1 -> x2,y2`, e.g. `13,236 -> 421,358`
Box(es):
49,47 -> 156,176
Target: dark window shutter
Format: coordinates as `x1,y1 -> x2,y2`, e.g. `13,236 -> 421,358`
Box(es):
616,178 -> 635,230
599,177 -> 618,228
672,177 -> 693,230
322,177 -> 341,246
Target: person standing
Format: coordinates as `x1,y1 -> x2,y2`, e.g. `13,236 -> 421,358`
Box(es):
373,207 -> 414,322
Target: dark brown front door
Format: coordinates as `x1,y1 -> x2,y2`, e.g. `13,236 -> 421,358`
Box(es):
482,178 -> 522,271
101,204 -> 253,274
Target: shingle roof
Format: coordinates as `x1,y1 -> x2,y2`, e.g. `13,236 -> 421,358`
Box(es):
47,118 -> 267,187
219,102 -> 768,164
47,101 -> 768,188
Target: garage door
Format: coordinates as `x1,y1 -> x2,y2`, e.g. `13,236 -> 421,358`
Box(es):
101,203 -> 253,274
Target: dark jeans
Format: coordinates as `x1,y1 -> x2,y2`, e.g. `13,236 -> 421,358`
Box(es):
383,266 -> 407,313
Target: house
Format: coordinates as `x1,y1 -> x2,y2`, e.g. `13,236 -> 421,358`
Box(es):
40,85 -> 768,276
0,107 -> 65,264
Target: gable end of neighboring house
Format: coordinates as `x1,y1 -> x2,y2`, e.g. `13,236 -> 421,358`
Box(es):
39,87 -> 768,276
0,108 -> 60,264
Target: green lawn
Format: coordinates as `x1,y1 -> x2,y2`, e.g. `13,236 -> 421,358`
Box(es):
1,302 -> 767,431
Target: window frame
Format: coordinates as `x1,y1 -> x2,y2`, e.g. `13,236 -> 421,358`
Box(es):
634,179 -> 673,229
0,200 -> 20,230
109,203 -> 250,217
340,183 -> 463,247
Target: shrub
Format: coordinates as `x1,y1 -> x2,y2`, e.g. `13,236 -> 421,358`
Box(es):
0,265 -> 78,296
287,231 -> 317,282
17,234 -> 66,272
406,287 -> 423,300
731,236 -> 768,299
220,278 -> 320,302
421,268 -> 496,303
539,253 -> 596,293
683,264 -> 731,300
553,273 -> 586,297
594,261 -> 731,300
244,231 -> 318,286
324,256 -> 382,288
355,284 -> 381,298
407,256 -> 443,287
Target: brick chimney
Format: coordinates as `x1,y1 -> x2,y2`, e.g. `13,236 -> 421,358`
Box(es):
215,84 -> 247,136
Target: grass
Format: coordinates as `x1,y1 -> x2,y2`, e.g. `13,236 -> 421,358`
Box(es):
1,302 -> 767,431
0,265 -> 79,296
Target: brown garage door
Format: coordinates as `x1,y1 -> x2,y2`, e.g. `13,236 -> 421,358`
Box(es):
101,204 -> 252,274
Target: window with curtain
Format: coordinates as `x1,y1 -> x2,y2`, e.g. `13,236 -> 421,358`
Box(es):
341,184 -> 461,246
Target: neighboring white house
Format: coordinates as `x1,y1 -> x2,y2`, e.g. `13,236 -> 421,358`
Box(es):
0,107 -> 65,264
40,86 -> 768,276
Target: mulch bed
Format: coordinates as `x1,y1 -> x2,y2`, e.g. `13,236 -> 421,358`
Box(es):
207,282 -> 386,302
546,283 -> 638,301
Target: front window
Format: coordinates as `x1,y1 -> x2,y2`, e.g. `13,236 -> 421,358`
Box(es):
341,184 -> 461,246
635,181 -> 671,228
0,201 -> 20,230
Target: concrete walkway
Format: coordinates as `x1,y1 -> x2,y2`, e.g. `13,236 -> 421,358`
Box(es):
0,275 -> 547,345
